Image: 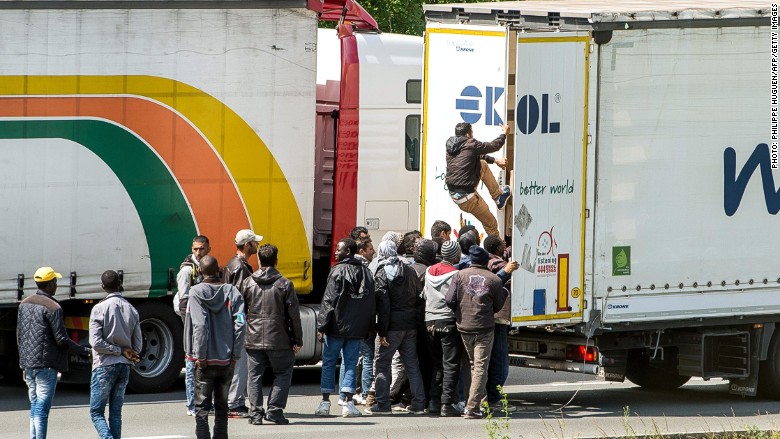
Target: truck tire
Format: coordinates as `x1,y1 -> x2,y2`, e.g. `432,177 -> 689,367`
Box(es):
758,331 -> 780,398
625,348 -> 690,390
129,301 -> 184,393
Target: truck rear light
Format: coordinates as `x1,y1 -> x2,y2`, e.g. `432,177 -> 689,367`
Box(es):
70,330 -> 79,343
566,345 -> 598,363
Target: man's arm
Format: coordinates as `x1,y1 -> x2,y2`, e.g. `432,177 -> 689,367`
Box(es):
493,285 -> 509,314
89,305 -> 121,356
284,281 -> 304,349
316,272 -> 339,333
49,307 -> 90,355
230,286 -> 246,361
475,124 -> 510,156
445,275 -> 460,310
131,308 -> 143,355
189,293 -> 209,361
374,270 -> 391,337
175,266 -> 192,317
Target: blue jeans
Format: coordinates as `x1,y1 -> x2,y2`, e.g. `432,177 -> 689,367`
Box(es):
25,367 -> 58,439
321,335 -> 361,394
90,363 -> 131,439
486,324 -> 509,404
339,339 -> 374,399
185,359 -> 195,410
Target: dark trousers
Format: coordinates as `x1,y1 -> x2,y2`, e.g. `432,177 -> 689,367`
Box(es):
426,320 -> 461,405
247,348 -> 295,418
373,329 -> 426,410
194,364 -> 233,439
486,324 -> 510,403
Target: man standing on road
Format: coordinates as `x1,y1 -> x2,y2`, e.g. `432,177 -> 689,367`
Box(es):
185,255 -> 246,439
241,244 -> 303,426
174,235 -> 210,416
223,229 -> 262,418
315,238 -> 376,418
445,123 -> 512,237
88,270 -> 142,439
445,247 -> 509,419
18,266 -> 92,439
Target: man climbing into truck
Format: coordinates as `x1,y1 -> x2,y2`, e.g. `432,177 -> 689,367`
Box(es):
445,123 -> 511,237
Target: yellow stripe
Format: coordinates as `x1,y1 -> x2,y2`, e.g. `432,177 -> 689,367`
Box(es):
426,27 -> 505,37
0,76 -> 312,293
512,312 -> 581,323
421,30 -> 430,232
64,316 -> 90,330
580,38 -> 590,315
557,255 -> 569,311
517,36 -> 590,44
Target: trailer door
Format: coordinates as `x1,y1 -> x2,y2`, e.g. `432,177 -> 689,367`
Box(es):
511,33 -> 589,326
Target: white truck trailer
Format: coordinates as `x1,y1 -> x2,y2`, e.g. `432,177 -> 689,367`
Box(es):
423,1 -> 778,396
0,0 -> 422,392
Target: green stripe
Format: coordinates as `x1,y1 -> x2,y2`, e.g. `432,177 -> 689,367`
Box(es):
0,119 -> 197,297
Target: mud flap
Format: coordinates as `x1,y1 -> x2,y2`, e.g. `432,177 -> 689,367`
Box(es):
729,326 -> 763,396
600,350 -> 627,382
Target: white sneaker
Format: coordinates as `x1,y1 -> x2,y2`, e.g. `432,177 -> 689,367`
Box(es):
391,402 -> 407,412
342,400 -> 362,418
337,398 -> 345,406
353,395 -> 365,405
315,400 -> 331,416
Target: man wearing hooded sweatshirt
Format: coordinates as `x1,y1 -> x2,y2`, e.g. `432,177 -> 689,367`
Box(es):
316,238 -> 376,418
184,256 -> 246,439
241,244 -> 303,426
445,123 -> 511,237
367,241 -> 426,415
445,247 -> 509,420
422,240 -> 463,417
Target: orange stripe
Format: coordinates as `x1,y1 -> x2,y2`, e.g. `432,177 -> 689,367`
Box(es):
0,96 -> 250,265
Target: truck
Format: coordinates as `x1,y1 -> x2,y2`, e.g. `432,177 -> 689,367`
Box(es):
422,0 -> 779,396
0,0 -> 422,393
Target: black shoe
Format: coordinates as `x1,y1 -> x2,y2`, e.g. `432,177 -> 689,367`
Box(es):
426,401 -> 442,414
248,416 -> 263,425
265,412 -> 290,425
228,406 -> 250,418
440,404 -> 460,417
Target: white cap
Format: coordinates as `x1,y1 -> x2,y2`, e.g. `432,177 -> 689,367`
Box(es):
235,229 -> 263,246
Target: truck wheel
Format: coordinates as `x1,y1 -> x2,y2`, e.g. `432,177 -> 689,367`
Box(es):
625,348 -> 690,390
758,331 -> 780,398
128,301 -> 184,393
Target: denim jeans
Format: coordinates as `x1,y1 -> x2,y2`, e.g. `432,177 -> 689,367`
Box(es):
373,330 -> 425,410
194,364 -> 233,439
25,367 -> 58,439
185,359 -> 195,410
339,339 -> 374,400
227,353 -> 247,410
461,329 -> 494,412
247,349 -> 295,418
321,335 -> 361,394
90,363 -> 131,439
486,324 -> 509,404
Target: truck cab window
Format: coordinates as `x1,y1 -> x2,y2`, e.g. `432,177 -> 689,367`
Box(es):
405,115 -> 421,171
406,80 -> 421,104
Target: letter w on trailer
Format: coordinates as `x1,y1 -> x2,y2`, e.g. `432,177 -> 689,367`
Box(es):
423,1 -> 780,397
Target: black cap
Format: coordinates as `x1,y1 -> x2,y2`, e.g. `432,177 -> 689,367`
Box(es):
469,246 -> 490,266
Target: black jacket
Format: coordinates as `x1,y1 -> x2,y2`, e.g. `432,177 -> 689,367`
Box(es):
317,258 -> 376,339
240,267 -> 303,350
223,254 -> 253,287
17,290 -> 90,371
445,134 -> 506,193
375,261 -> 423,336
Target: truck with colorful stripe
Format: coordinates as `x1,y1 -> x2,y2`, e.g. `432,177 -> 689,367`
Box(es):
0,0 -> 421,392
423,1 -> 780,397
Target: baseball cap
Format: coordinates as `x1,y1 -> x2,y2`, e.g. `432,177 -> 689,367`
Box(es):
34,267 -> 62,282
235,229 -> 263,246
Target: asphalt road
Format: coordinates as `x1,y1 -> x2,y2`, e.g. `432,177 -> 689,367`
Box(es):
2,366 -> 780,439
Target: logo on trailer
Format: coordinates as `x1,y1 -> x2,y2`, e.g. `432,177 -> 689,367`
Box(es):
455,85 -> 504,125
536,226 -> 557,277
723,143 -> 780,216
516,93 -> 561,135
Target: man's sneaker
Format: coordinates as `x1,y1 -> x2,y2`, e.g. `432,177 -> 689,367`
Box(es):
228,406 -> 249,418
455,401 -> 466,414
337,398 -> 346,406
265,412 -> 290,425
248,416 -> 263,425
186,408 -> 196,416
400,406 -> 425,415
342,400 -> 362,418
425,401 -> 441,414
463,409 -> 484,419
314,400 -> 331,416
364,392 -> 376,407
390,402 -> 407,412
495,185 -> 512,210
353,394 -> 366,405
364,404 -> 392,415
440,404 -> 460,417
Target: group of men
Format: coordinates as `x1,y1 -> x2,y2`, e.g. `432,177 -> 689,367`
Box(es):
314,221 -> 517,420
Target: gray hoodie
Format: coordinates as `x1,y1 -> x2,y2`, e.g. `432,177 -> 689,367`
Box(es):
184,280 -> 246,366
422,262 -> 458,322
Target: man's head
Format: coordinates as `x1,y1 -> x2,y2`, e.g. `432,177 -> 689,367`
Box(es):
192,235 -> 210,261
357,238 -> 375,262
235,229 -> 263,256
199,255 -> 220,277
401,230 -> 422,255
101,270 -> 122,293
441,240 -> 461,264
413,239 -> 438,267
458,232 -> 479,256
458,225 -> 479,244
455,122 -> 473,138
483,235 -> 506,258
430,220 -> 452,241
34,266 -> 61,294
257,244 -> 278,268
469,246 -> 490,266
350,226 -> 370,242
335,238 -> 357,261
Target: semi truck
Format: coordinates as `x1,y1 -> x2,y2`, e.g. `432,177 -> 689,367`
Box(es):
422,0 -> 779,396
0,0 -> 422,392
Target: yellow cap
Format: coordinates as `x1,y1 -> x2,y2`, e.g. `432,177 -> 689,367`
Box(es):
34,267 -> 62,282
